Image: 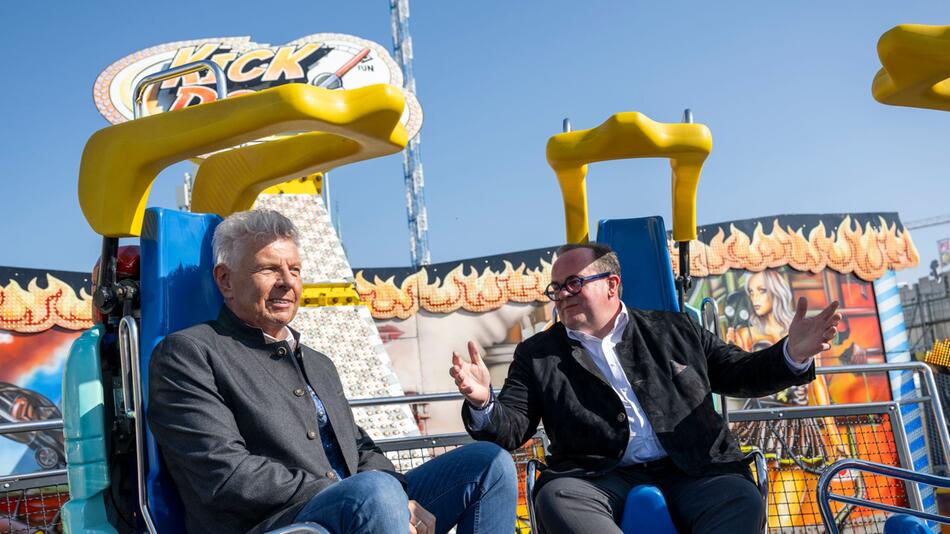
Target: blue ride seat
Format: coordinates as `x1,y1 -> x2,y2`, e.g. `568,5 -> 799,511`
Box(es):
596,216 -> 681,534
139,207 -> 223,533
596,216 -> 679,313
618,485 -> 679,534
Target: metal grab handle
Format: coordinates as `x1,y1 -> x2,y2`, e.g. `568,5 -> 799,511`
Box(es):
265,523 -> 335,534
117,316 -> 136,419
119,315 -> 158,534
817,458 -> 950,534
526,459 -> 541,532
133,60 -> 228,119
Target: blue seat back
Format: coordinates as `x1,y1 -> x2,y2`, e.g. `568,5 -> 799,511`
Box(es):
139,208 -> 223,533
596,217 -> 683,534
596,216 -> 679,312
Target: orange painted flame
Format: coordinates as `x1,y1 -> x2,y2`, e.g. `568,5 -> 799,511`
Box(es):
670,216 -> 918,281
356,260 -> 552,320
0,275 -> 94,333
356,217 -> 916,318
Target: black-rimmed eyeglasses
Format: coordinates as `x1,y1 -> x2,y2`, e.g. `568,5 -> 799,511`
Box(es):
544,272 -> 611,301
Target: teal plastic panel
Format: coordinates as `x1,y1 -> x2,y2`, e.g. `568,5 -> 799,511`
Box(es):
61,325 -> 118,534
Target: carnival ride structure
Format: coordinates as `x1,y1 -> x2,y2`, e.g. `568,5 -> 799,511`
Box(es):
63,71 -> 410,533
14,21 -> 948,534
817,23 -> 950,534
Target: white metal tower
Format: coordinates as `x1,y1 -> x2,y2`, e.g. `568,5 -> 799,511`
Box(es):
390,0 -> 430,267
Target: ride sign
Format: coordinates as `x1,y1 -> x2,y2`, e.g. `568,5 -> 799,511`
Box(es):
93,33 -> 423,139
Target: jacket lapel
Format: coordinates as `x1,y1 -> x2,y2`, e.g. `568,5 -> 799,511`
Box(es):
616,319 -> 646,389
215,307 -> 310,410
570,343 -> 610,386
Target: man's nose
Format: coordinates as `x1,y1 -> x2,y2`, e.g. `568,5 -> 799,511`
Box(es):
274,265 -> 294,287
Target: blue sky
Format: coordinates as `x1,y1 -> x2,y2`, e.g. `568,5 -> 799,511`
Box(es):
0,2 -> 948,285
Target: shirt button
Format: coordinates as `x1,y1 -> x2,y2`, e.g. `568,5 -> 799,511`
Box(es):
294,388 -> 306,397
326,471 -> 337,479
307,430 -> 318,440
277,346 -> 287,356
617,413 -> 627,423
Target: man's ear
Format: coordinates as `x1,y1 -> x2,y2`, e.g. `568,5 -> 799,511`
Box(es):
213,264 -> 232,300
608,275 -> 621,298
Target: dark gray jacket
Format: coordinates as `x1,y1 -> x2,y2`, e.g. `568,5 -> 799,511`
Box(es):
463,309 -> 814,486
148,306 -> 401,534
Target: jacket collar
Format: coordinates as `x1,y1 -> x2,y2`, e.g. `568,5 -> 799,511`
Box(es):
213,304 -> 302,353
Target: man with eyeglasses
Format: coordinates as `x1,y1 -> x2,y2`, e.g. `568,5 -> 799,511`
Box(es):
449,243 -> 841,534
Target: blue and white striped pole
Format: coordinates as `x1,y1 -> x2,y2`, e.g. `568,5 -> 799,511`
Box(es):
874,269 -> 937,525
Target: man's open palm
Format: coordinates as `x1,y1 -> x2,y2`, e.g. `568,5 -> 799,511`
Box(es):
786,297 -> 842,363
450,341 -> 492,407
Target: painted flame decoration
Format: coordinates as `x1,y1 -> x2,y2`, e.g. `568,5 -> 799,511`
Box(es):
357,216 -> 918,318
355,260 -> 552,320
2,217 -> 913,326
0,275 -> 93,333
670,216 -> 918,281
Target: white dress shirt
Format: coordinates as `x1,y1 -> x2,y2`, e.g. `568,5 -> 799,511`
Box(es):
469,303 -> 813,465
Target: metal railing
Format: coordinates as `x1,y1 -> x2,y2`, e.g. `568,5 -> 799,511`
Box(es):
813,361 -> 950,462
0,419 -> 67,489
2,359 -> 947,533
817,458 -> 950,534
132,60 -> 227,119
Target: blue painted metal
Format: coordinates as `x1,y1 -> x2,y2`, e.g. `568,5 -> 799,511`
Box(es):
596,216 -> 680,312
873,270 -> 938,521
139,208 -> 223,533
61,325 -> 118,534
390,0 -> 430,268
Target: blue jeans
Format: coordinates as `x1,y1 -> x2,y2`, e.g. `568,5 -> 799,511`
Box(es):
293,441 -> 518,534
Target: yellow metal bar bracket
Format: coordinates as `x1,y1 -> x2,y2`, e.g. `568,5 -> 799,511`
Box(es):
872,24 -> 950,111
261,174 -> 323,196
546,112 -> 712,243
301,283 -> 364,308
79,83 -> 407,237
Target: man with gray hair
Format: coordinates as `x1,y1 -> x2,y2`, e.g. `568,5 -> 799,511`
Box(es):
451,242 -> 842,534
148,209 -> 517,534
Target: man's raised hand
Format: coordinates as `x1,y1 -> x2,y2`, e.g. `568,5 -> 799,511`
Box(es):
786,297 -> 842,363
449,341 -> 492,408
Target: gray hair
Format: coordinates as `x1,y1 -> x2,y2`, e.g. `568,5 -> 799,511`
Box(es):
746,270 -> 794,331
555,243 -> 623,296
212,209 -> 300,267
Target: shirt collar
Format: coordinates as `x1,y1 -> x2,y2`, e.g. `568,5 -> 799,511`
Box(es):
263,326 -> 296,351
565,301 -> 629,343
215,305 -> 299,351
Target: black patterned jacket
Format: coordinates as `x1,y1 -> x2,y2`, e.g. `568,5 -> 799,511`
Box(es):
463,308 -> 814,483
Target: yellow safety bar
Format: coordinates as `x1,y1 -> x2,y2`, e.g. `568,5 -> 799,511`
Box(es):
191,133 -> 364,216
79,83 -> 407,237
546,112 -> 712,243
872,24 -> 950,112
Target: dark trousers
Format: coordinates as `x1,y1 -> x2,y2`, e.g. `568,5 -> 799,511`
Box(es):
534,460 -> 765,534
